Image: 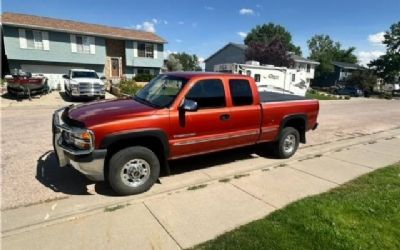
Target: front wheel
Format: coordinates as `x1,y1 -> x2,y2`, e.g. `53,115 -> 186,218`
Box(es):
274,127 -> 300,159
108,146 -> 160,195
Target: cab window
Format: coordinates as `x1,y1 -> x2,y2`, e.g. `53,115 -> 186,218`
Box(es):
229,79 -> 254,106
186,79 -> 226,109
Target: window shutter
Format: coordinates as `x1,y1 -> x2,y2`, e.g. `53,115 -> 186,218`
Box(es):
153,44 -> 157,59
89,36 -> 96,54
70,34 -> 77,52
42,31 -> 50,50
19,29 -> 27,49
133,42 -> 138,57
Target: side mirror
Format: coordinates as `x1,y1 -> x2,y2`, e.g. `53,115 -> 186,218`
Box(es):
100,76 -> 106,80
62,75 -> 69,79
180,99 -> 198,112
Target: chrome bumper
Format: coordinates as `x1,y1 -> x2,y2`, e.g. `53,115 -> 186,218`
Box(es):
52,108 -> 106,181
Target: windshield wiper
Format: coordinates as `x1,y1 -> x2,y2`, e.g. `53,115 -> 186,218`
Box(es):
133,95 -> 162,108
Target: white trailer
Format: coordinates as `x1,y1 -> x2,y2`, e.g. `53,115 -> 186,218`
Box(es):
214,62 -> 310,97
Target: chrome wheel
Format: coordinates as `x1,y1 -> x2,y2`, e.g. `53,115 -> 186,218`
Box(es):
120,159 -> 151,187
283,134 -> 296,154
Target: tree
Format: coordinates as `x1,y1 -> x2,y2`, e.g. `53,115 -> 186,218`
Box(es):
244,23 -> 302,55
165,54 -> 183,71
369,21 -> 400,83
172,53 -> 202,71
245,40 -> 294,67
307,34 -> 357,80
346,70 -> 377,91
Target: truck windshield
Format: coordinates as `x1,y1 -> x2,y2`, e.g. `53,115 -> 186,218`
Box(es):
71,71 -> 99,79
134,75 -> 188,108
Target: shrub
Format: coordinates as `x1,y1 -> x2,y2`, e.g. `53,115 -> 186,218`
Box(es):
134,74 -> 154,82
379,93 -> 393,100
119,79 -> 143,96
344,96 -> 351,100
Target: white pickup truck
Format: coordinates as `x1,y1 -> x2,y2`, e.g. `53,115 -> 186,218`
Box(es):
63,69 -> 106,99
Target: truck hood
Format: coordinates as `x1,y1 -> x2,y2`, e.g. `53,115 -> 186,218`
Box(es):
67,98 -> 156,127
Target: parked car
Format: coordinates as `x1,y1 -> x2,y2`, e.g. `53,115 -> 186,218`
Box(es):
335,86 -> 363,97
63,69 -> 106,99
53,72 -> 319,195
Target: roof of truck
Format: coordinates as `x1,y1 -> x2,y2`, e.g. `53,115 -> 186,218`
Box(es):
70,69 -> 96,72
164,71 -> 252,78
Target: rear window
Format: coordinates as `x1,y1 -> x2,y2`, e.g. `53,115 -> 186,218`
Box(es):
229,79 -> 254,106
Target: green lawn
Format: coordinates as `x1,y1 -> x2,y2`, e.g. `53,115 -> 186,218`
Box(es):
193,164 -> 400,250
306,91 -> 343,100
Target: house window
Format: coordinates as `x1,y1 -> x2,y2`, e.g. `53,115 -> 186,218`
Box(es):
307,64 -> 311,73
138,43 -> 154,58
246,70 -> 251,76
26,30 -> 44,50
138,68 -> 151,75
254,74 -> 261,82
76,35 -> 91,53
292,74 -> 296,82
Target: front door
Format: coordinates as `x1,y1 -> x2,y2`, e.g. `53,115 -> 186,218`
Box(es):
111,58 -> 119,77
169,78 -> 232,158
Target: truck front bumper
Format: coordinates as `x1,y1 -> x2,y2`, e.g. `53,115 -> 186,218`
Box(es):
53,108 -> 106,181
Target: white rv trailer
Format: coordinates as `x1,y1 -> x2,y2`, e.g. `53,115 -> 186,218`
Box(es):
214,61 -> 309,96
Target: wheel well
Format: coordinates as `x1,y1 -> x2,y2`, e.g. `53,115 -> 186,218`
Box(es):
283,117 -> 306,143
104,136 -> 167,179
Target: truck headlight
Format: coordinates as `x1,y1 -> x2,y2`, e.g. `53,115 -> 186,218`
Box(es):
62,129 -> 94,150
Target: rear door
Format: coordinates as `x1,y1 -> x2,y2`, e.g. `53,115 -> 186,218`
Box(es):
227,78 -> 261,147
169,78 -> 232,158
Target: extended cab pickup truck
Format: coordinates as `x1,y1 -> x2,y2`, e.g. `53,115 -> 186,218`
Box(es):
53,72 -> 319,195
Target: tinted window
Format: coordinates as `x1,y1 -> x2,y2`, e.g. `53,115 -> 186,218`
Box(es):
229,79 -> 253,106
186,79 -> 225,109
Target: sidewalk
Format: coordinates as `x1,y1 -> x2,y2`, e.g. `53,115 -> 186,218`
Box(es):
2,132 -> 400,250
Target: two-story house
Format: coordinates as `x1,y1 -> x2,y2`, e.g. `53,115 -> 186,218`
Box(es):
1,12 -> 166,89
204,43 -> 319,84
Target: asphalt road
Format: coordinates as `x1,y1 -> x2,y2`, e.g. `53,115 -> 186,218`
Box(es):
1,94 -> 400,210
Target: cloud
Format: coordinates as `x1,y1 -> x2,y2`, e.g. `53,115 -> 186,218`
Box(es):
239,8 -> 254,15
237,31 -> 247,38
152,18 -> 158,24
163,20 -> 168,25
358,50 -> 385,66
192,22 -> 198,28
178,21 -> 184,25
205,6 -> 214,11
164,50 -> 178,58
368,32 -> 385,45
135,20 -> 156,32
175,39 -> 182,43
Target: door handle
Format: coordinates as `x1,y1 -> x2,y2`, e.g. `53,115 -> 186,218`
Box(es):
220,114 -> 230,121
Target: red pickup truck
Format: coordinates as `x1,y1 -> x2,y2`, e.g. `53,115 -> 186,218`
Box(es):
53,72 -> 319,195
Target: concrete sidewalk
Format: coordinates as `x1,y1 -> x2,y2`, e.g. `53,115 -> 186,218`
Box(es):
2,134 -> 400,250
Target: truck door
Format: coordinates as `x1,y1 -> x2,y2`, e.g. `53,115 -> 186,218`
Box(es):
227,78 -> 261,147
169,78 -> 232,158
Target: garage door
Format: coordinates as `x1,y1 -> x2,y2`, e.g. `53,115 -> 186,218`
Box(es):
21,64 -> 84,91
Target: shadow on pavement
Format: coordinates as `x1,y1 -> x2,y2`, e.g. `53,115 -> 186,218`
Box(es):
36,143 -> 277,197
36,151 -> 94,195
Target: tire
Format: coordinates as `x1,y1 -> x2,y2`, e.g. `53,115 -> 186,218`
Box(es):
108,146 -> 160,195
274,127 -> 300,159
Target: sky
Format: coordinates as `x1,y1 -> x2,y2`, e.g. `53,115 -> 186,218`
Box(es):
2,0 -> 400,65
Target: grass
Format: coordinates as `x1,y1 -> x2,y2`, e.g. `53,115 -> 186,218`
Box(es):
187,184 -> 208,191
306,91 -> 342,100
193,163 -> 400,250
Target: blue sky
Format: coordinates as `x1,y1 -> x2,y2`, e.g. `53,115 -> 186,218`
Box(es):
2,0 -> 400,65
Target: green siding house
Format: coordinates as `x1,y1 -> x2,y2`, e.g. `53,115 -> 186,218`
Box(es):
1,12 -> 166,89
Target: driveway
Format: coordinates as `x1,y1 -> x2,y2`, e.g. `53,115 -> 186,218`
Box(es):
1,96 -> 400,210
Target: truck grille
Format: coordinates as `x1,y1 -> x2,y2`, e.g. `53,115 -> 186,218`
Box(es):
78,82 -> 103,95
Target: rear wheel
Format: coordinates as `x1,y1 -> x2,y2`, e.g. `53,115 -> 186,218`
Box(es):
274,127 -> 300,159
108,146 -> 160,195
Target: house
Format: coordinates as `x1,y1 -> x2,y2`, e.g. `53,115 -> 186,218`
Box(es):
314,61 -> 364,87
1,12 -> 166,89
204,42 -> 319,84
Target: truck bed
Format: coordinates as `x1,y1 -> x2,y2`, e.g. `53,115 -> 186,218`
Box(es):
259,91 -> 308,103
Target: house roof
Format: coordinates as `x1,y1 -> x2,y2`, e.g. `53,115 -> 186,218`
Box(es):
332,61 -> 363,69
1,12 -> 166,43
204,42 -> 319,64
